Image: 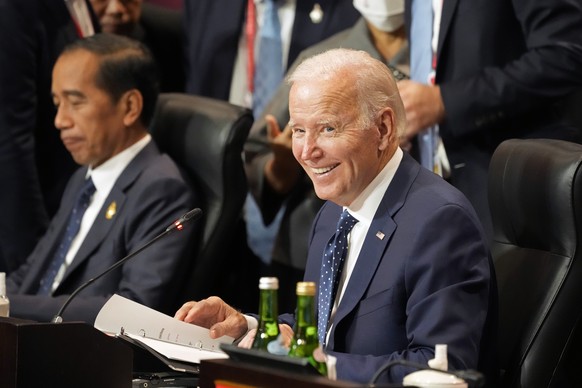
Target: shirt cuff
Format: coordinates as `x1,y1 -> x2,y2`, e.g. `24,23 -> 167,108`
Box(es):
326,353 -> 337,380
244,315 -> 258,332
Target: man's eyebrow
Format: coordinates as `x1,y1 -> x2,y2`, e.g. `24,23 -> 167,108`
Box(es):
54,90 -> 86,99
316,117 -> 339,127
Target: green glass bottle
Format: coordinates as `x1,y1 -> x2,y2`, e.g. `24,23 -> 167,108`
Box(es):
251,277 -> 280,352
288,282 -> 327,376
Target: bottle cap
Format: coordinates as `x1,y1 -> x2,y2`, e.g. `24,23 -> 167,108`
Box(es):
296,281 -> 316,296
258,277 -> 279,290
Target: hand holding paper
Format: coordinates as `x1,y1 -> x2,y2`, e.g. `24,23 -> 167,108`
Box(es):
95,294 -> 233,364
175,296 -> 249,340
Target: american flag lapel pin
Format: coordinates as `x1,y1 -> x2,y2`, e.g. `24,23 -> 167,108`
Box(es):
376,231 -> 385,240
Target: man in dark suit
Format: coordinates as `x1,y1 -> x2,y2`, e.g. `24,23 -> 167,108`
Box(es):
0,0 -> 99,274
244,0 -> 409,312
183,0 -> 360,102
399,0 -> 582,240
175,49 -> 497,385
7,33 -> 196,324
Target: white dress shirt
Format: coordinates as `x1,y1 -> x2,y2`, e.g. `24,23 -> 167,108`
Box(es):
51,135 -> 152,291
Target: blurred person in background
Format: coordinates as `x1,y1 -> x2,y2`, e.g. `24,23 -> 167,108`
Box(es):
89,0 -> 185,91
399,0 -> 582,240
0,0 -> 98,274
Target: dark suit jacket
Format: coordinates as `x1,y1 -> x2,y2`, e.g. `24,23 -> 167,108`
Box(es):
404,0 -> 582,238
183,0 -> 360,100
286,153 -> 497,384
7,142 -> 196,323
0,0 -> 98,273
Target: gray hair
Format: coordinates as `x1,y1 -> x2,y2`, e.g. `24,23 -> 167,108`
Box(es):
287,48 -> 406,137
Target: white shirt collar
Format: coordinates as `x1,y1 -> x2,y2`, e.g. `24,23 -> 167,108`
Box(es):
346,147 -> 404,226
87,134 -> 152,195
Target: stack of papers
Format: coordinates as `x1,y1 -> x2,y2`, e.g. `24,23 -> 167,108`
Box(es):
95,294 -> 233,364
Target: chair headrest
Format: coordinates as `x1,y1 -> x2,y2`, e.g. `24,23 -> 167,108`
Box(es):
488,139 -> 582,256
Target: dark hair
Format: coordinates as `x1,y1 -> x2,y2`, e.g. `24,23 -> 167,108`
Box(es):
62,33 -> 160,126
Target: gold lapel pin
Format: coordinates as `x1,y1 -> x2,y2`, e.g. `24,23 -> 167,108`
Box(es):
376,231 -> 385,240
105,201 -> 117,220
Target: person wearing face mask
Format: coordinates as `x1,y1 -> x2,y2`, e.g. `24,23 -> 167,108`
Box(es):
243,0 -> 409,312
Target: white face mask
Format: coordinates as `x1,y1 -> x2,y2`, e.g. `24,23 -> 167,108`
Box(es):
353,0 -> 405,33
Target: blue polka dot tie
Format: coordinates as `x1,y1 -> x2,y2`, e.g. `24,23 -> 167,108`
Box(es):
37,177 -> 96,295
318,209 -> 359,347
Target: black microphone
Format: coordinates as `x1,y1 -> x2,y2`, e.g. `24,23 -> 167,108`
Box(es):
367,359 -> 485,388
51,208 -> 203,323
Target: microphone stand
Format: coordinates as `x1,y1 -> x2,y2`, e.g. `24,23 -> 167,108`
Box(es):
51,208 -> 203,323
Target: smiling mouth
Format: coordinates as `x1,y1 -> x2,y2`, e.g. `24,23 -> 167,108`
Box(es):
311,164 -> 339,175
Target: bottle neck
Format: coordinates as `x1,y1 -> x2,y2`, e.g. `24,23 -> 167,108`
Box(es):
258,289 -> 278,321
295,294 -> 316,327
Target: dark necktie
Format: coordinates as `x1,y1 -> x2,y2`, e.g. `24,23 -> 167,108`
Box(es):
318,210 -> 359,346
37,177 -> 96,295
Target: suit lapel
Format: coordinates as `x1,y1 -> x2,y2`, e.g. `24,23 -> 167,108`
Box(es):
329,154 -> 421,347
20,170 -> 88,292
64,187 -> 128,278
59,143 -> 160,283
436,0 -> 459,65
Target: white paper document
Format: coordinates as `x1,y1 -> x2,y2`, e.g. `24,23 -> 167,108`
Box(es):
95,294 -> 233,364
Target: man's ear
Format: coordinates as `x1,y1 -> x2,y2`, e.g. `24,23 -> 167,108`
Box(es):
121,89 -> 143,127
377,107 -> 395,151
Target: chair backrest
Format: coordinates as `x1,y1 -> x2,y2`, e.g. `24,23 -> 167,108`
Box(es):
488,138 -> 582,388
149,93 -> 253,308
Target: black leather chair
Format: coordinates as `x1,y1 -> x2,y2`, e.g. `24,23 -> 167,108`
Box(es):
148,93 -> 255,312
488,138 -> 582,388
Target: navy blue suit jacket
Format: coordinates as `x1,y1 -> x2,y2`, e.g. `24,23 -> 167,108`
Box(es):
296,153 -> 497,384
7,142 -> 196,323
183,0 -> 359,101
404,0 -> 582,238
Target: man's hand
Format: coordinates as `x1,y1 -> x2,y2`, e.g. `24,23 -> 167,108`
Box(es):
264,114 -> 301,194
237,323 -> 294,349
397,80 -> 445,142
174,296 -> 248,340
